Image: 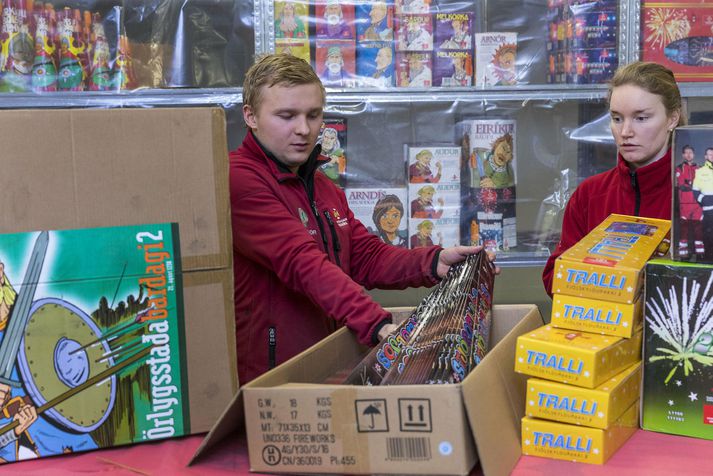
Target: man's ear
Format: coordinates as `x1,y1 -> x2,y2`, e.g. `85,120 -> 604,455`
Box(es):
243,104 -> 258,130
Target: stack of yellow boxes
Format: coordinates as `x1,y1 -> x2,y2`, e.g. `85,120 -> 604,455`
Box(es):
514,214 -> 671,464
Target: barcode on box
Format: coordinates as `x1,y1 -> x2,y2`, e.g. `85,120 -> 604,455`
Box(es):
386,437 -> 432,460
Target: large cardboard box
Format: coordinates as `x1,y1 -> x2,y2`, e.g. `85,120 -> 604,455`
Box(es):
0,107 -> 237,435
193,304 -> 545,476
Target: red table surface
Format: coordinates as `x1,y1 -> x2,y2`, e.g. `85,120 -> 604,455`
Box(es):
0,428 -> 709,475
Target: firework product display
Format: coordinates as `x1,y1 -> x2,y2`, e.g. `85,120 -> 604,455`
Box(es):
550,293 -> 643,338
521,400 -> 639,465
343,250 -> 495,385
514,324 -> 642,389
0,2 -> 139,93
474,32 -> 517,87
546,0 -> 618,84
345,187 -> 409,247
642,259 -> 713,440
0,224 -> 187,463
641,1 -> 713,82
525,362 -> 641,429
551,214 -> 671,304
210,303 -> 544,476
671,126 -> 713,263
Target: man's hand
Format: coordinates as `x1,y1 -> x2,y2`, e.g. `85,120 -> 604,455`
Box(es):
13,404 -> 37,436
377,323 -> 398,341
436,245 -> 499,278
0,384 -> 10,409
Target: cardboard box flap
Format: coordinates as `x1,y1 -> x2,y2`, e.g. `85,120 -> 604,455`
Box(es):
0,107 -> 230,273
190,390 -> 244,465
462,304 -> 544,476
182,268 -> 239,432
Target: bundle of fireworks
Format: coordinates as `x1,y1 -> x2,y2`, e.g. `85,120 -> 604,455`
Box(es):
0,1 -> 135,92
642,259 -> 713,441
343,249 -> 495,386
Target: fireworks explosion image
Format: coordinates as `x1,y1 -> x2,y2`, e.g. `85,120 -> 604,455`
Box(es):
646,272 -> 713,384
645,8 -> 691,50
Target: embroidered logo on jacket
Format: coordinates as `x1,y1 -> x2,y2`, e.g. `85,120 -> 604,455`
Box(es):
298,208 -> 309,227
333,208 -> 348,227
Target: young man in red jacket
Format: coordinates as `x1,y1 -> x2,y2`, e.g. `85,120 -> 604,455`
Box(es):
231,53 -> 485,383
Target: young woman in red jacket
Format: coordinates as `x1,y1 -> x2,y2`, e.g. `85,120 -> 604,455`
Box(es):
542,61 -> 685,296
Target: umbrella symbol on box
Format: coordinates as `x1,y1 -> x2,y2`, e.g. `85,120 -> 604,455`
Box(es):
363,404 -> 381,429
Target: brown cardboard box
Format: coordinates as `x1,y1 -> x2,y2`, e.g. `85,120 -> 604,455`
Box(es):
0,107 -> 237,433
193,304 -> 544,476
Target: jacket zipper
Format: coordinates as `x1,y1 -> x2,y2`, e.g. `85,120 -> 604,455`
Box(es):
302,176 -> 330,254
630,171 -> 641,216
323,210 -> 342,268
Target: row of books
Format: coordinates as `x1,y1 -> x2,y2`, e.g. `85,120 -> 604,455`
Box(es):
274,0 -> 517,88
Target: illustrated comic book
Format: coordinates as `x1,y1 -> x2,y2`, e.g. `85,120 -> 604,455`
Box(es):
346,187 -> 409,247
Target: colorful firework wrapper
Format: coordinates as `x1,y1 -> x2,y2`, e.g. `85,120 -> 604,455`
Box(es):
514,324 -> 642,389
551,293 -> 643,338
525,363 -> 641,429
643,258 -> 713,440
552,214 -> 671,304
521,400 -> 638,465
641,1 -> 713,82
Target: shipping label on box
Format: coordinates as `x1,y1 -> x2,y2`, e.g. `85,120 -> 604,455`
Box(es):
514,325 -> 642,388
551,293 -> 642,338
521,400 -> 638,465
643,259 -> 713,440
525,363 -> 641,429
244,384 -> 474,475
552,214 -> 671,303
0,224 -> 189,463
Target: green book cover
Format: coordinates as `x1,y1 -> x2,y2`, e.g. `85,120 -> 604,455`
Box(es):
0,223 -> 187,462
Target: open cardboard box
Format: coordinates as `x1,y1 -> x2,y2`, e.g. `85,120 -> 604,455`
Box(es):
193,304 -> 544,476
0,107 -> 237,435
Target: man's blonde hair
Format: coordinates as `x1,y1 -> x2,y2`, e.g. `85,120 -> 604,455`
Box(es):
243,54 -> 326,111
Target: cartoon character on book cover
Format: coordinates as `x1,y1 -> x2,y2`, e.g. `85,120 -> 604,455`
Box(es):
356,0 -> 394,41
396,52 -> 431,87
318,118 -> 348,187
357,42 -> 394,87
274,0 -> 308,39
316,40 -> 357,87
409,218 -> 459,248
0,224 -> 186,463
474,32 -> 517,86
276,39 -> 311,63
395,0 -> 430,15
435,13 -> 473,50
407,146 -> 460,184
315,0 -> 356,39
346,188 -> 408,247
396,14 -> 433,51
434,50 -> 472,87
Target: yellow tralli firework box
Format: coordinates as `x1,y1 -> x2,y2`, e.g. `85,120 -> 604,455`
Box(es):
521,400 -> 639,465
551,214 -> 671,304
525,363 -> 641,429
551,293 -> 643,338
514,325 -> 642,388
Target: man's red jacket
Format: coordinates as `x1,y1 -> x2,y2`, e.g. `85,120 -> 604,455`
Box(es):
542,149 -> 672,295
231,132 -> 441,383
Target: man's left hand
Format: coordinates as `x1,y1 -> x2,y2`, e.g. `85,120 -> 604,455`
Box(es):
437,245 -> 499,278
